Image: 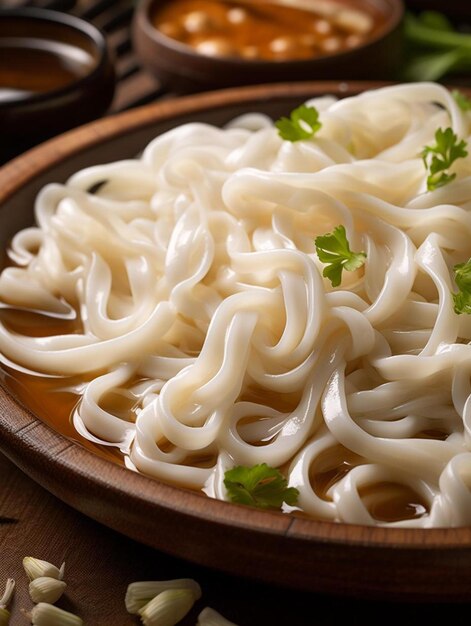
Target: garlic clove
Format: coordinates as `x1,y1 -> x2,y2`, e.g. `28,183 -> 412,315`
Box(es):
27,603 -> 83,626
0,578 -> 15,624
125,578 -> 201,614
0,579 -> 15,611
58,562 -> 66,581
138,588 -> 196,626
29,577 -> 67,604
23,558 -> 65,582
197,607 -> 239,626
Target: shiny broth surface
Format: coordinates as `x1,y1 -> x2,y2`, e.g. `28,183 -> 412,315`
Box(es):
0,39 -> 95,103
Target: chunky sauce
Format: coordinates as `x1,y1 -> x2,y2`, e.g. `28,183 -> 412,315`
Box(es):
0,39 -> 95,103
151,0 -> 385,61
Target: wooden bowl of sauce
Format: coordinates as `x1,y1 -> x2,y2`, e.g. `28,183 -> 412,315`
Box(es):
132,0 -> 404,92
0,8 -> 115,163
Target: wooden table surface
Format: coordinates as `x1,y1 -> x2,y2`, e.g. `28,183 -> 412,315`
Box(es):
1,452 -> 470,625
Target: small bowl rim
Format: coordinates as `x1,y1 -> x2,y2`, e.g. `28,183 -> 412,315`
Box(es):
0,7 -> 110,110
136,0 -> 404,69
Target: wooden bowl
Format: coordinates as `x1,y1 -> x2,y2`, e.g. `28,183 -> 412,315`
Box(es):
132,0 -> 404,92
0,7 -> 115,163
1,81 -> 471,602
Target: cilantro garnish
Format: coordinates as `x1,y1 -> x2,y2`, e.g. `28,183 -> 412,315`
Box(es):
314,225 -> 366,288
452,90 -> 471,112
275,104 -> 322,142
224,464 -> 299,510
421,127 -> 468,191
452,258 -> 471,314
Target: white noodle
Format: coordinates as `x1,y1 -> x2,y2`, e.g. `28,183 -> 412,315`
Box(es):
1,82 -> 471,527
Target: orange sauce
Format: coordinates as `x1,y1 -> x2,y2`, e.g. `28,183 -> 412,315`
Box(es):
151,0 -> 385,61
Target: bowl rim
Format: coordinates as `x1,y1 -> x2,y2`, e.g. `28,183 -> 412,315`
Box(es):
1,80 -> 471,567
0,7 -> 111,110
135,0 -> 405,68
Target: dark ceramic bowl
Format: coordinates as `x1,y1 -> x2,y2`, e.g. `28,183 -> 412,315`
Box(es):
132,0 -> 404,92
0,8 -> 115,163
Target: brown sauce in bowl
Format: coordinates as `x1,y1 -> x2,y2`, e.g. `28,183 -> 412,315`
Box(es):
0,38 -> 95,103
151,0 -> 385,61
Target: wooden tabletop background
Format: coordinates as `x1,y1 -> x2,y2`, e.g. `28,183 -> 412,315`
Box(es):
1,451 -> 471,625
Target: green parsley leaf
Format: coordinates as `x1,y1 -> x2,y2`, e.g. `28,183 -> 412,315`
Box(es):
453,290 -> 471,315
314,225 -> 366,288
418,10 -> 454,32
453,90 -> 471,112
421,127 -> 468,191
224,464 -> 299,510
452,258 -> 471,314
275,104 -> 322,142
454,259 -> 471,289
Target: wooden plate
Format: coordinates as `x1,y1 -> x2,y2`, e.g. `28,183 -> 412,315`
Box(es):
1,81 -> 471,602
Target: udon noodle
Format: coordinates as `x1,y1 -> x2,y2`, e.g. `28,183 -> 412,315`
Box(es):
2,82 -> 471,527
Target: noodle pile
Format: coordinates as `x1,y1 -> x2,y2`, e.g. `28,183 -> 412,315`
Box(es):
2,82 -> 471,527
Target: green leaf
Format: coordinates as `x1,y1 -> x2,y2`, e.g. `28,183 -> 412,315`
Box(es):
451,141 -> 469,163
453,291 -> 471,315
402,11 -> 471,84
453,90 -> 471,112
428,171 -> 456,191
404,12 -> 471,51
401,48 -> 466,82
224,464 -> 299,510
421,127 -> 468,191
418,11 -> 454,32
275,104 -> 322,142
322,262 -> 343,288
454,260 -> 471,290
452,259 -> 471,315
315,225 -> 366,288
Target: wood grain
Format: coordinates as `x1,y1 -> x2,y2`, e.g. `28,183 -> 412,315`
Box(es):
1,81 -> 471,601
5,454 -> 471,624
